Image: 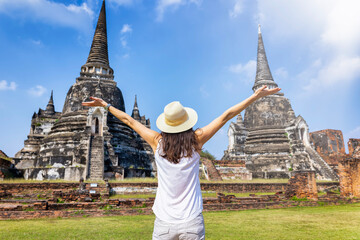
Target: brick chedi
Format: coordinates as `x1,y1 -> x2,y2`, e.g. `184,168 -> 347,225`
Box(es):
222,26 -> 337,180
15,91 -> 61,169
14,0 -> 153,180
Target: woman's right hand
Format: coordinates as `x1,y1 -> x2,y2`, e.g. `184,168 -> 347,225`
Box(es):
82,97 -> 107,108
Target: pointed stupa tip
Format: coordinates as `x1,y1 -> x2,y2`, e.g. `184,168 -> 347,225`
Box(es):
45,90 -> 55,114
253,24 -> 279,92
48,90 -> 54,105
133,95 -> 139,110
86,0 -> 109,67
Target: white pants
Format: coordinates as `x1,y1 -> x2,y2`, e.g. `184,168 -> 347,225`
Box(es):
152,213 -> 205,240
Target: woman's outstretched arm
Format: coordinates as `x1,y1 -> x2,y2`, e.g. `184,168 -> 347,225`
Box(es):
195,86 -> 281,148
82,97 -> 160,152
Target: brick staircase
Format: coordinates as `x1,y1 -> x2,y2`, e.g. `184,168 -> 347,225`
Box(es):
88,136 -> 104,180
201,158 -> 222,181
306,146 -> 338,180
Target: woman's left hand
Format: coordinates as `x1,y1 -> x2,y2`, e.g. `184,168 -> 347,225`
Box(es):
253,85 -> 281,99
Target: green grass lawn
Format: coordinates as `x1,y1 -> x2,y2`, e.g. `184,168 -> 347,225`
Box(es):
1,203 -> 359,240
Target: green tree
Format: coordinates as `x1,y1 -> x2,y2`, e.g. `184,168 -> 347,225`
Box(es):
200,150 -> 216,160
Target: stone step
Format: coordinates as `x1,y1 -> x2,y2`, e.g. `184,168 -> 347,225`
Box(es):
305,146 -> 338,180
88,135 -> 104,180
245,138 -> 289,144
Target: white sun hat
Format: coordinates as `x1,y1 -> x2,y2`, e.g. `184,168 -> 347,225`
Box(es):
156,101 -> 198,133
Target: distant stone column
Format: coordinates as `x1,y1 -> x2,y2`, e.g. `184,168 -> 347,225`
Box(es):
338,156 -> 360,198
285,170 -> 318,200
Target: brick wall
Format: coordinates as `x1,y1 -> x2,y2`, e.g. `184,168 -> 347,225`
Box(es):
0,181 -> 339,195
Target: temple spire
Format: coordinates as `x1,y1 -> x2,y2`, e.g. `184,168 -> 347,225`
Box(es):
133,95 -> 138,110
131,95 -> 140,120
45,90 -> 55,114
48,90 -> 54,105
253,25 -> 279,93
87,0 -> 109,66
80,0 -> 114,78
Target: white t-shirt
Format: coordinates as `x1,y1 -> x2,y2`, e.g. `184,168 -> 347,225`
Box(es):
152,143 -> 203,223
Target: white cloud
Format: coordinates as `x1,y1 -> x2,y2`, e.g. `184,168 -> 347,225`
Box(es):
108,0 -> 136,6
30,39 -> 42,46
121,37 -> 127,47
347,126 -> 360,139
304,56 -> 360,91
200,85 -> 209,98
156,0 -> 201,22
121,24 -> 132,34
120,24 -> 132,48
229,0 -> 243,18
0,0 -> 94,32
0,80 -> 17,91
228,60 -> 256,84
256,0 -> 360,93
28,85 -> 47,97
274,67 -> 288,80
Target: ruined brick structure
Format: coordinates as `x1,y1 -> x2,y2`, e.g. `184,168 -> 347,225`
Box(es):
338,156 -> 360,198
310,129 -> 345,171
348,138 -> 360,158
338,139 -> 360,198
0,150 -> 12,180
222,26 -> 337,180
14,1 -> 153,180
285,171 -> 318,200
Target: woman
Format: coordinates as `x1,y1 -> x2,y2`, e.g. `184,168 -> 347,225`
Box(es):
82,85 -> 280,239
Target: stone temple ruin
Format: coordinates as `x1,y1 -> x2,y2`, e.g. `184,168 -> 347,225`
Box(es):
222,26 -> 338,180
310,129 -> 346,174
14,1 -> 154,180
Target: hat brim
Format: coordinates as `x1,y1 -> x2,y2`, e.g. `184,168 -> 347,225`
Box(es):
156,107 -> 198,133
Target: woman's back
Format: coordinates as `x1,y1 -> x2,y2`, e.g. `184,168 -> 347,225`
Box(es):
152,143 -> 203,223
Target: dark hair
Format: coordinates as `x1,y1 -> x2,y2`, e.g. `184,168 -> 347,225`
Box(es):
160,128 -> 201,164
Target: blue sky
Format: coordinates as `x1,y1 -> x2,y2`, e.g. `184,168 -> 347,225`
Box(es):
0,0 -> 359,159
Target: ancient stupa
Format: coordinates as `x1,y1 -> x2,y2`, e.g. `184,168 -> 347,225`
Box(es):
222,26 -> 337,180
15,0 -> 154,180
